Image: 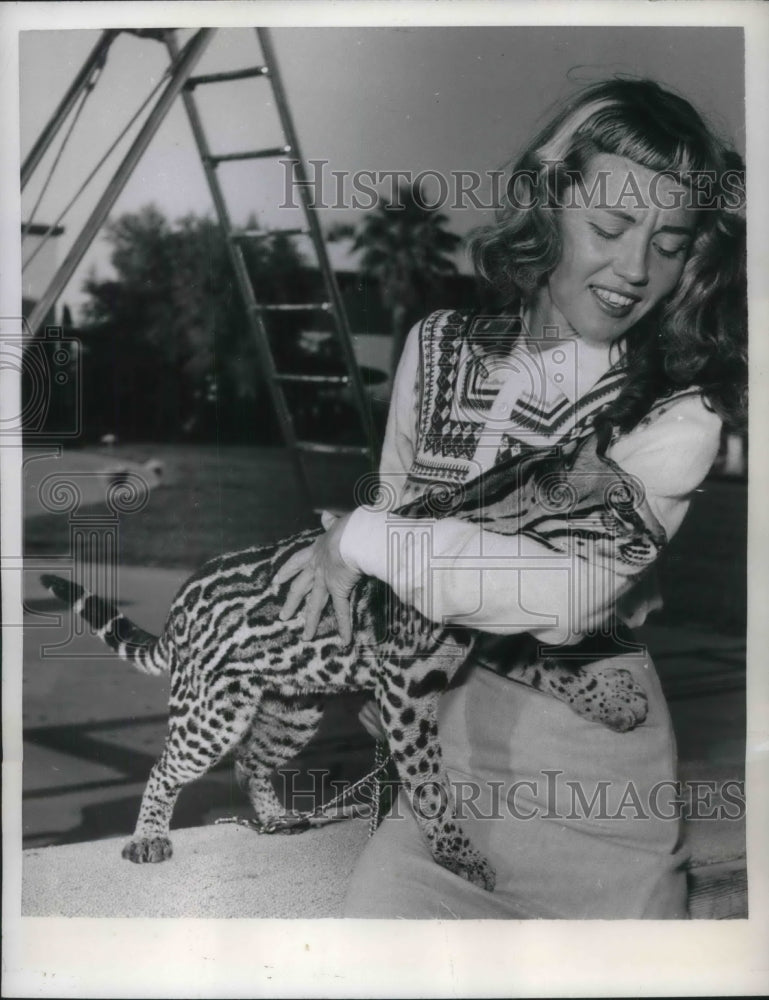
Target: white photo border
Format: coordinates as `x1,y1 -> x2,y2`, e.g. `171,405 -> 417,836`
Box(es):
2,2 -> 768,997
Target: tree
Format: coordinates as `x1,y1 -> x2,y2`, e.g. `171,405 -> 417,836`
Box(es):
338,183 -> 461,372
81,205 -> 307,441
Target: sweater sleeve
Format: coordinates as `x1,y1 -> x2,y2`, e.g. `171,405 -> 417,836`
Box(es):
607,393 -> 723,539
375,320 -> 422,505
340,390 -> 722,641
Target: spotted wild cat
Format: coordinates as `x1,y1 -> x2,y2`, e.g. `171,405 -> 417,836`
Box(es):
40,432 -> 660,892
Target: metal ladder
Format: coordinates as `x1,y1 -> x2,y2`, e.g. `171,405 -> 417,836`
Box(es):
165,28 -> 377,508
24,27 -> 377,510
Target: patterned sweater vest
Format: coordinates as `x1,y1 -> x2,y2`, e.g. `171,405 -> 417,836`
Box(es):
403,309 -> 629,499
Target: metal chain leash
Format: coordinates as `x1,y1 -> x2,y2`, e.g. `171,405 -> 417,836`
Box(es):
368,740 -> 388,838
216,741 -> 392,836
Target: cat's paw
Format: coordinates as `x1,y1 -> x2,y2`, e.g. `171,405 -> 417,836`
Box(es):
121,836 -> 173,863
433,828 -> 496,891
575,665 -> 649,732
440,851 -> 496,892
456,855 -> 496,892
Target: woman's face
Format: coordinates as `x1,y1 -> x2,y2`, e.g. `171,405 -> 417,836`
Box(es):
537,152 -> 696,346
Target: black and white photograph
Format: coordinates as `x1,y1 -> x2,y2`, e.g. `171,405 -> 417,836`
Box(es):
2,1 -> 768,996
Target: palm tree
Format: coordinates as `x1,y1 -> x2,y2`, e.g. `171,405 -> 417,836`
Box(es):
332,183 -> 462,374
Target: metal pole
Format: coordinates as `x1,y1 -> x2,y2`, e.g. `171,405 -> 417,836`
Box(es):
28,29 -> 215,337
164,31 -> 315,510
21,30 -> 119,191
256,27 -> 378,468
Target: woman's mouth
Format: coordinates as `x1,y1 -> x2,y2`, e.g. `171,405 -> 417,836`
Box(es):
590,286 -> 640,318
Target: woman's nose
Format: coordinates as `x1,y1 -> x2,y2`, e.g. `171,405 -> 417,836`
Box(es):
612,237 -> 649,286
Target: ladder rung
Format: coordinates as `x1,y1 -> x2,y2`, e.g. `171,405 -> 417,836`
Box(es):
186,66 -> 268,88
256,302 -> 331,313
231,228 -> 309,242
275,373 -> 349,385
206,144 -> 291,165
297,441 -> 371,457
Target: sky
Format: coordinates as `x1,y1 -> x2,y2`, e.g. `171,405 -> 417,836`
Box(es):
19,24 -> 745,320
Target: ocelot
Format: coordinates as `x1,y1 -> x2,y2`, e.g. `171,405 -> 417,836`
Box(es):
40,432 -> 659,892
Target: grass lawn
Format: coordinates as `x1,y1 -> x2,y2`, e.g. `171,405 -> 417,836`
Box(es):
24,443 -> 370,569
24,442 -> 747,636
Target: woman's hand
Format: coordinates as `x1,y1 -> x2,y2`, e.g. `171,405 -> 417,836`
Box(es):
274,511 -> 361,643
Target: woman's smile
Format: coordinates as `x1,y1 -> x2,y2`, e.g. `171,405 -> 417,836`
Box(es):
589,284 -> 642,317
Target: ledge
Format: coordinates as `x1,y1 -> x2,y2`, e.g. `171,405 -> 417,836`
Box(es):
22,820 -> 370,919
22,811 -> 745,919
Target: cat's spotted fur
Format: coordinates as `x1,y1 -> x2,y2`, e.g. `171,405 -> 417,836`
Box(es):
40,434 -> 657,892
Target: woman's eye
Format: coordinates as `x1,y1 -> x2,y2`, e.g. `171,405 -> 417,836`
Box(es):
588,223 -> 621,240
654,243 -> 688,259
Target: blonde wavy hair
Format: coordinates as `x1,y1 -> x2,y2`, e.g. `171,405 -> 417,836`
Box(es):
470,78 -> 747,434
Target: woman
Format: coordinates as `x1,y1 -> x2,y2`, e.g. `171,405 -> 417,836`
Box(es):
275,79 -> 747,918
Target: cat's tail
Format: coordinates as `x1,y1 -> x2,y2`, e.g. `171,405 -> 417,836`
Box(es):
40,574 -> 169,676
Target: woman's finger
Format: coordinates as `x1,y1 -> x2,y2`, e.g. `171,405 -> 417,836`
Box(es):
274,544 -> 315,585
358,700 -> 386,741
279,566 -> 315,620
331,591 -> 353,646
320,510 -> 338,531
302,581 -> 330,640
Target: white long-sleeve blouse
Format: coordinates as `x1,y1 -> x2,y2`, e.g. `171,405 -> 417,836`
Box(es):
339,316 -> 722,643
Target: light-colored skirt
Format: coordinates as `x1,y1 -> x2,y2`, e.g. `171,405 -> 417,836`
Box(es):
344,650 -> 690,919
